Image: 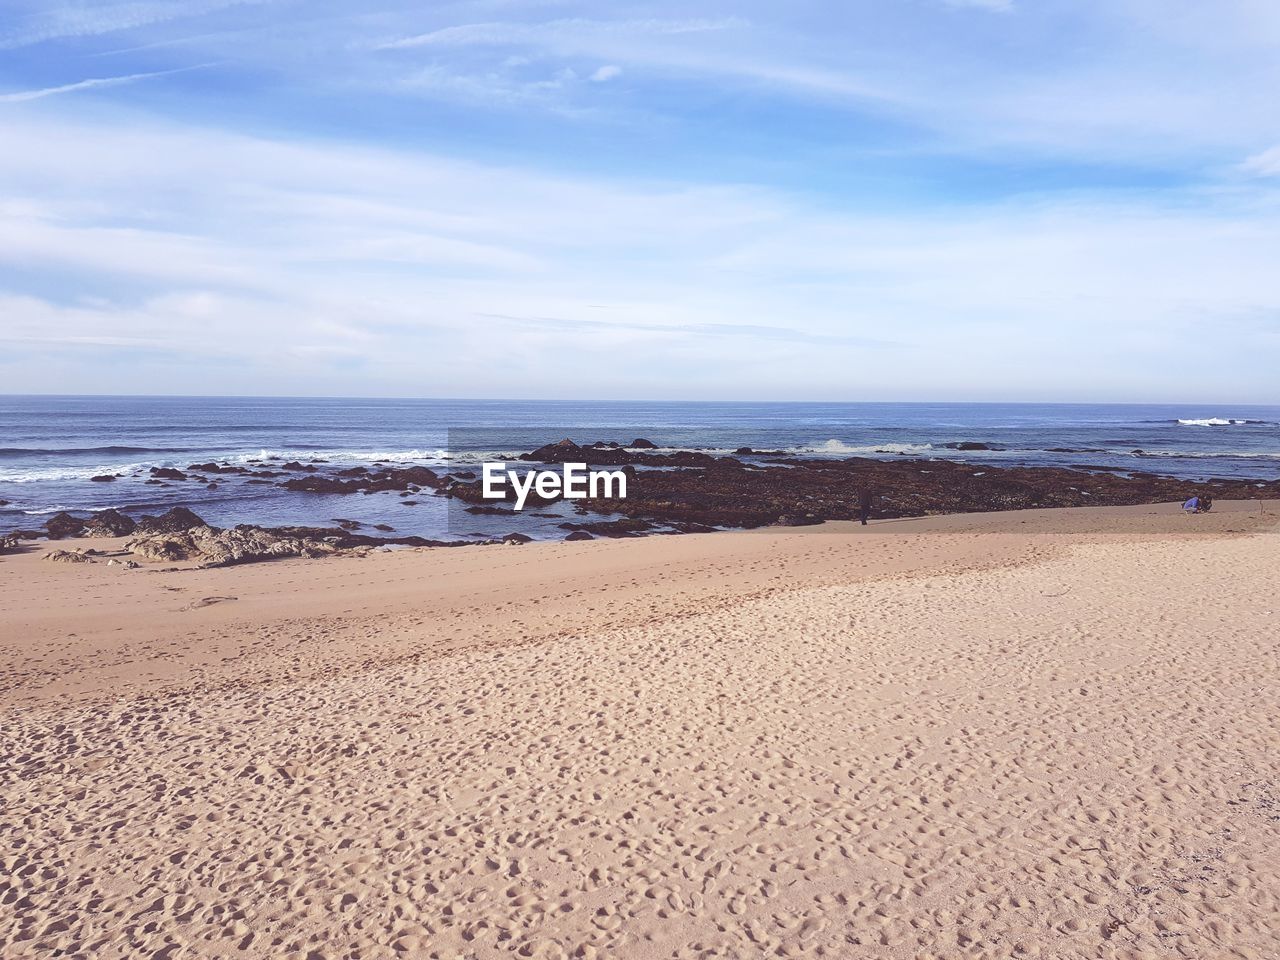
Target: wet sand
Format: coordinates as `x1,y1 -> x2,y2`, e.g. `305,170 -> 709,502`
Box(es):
2,501 -> 1278,958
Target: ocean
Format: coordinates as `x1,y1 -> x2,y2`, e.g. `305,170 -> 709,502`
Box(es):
3,396 -> 1278,541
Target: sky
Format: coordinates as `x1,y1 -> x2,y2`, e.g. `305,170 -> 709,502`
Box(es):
1,0 -> 1279,402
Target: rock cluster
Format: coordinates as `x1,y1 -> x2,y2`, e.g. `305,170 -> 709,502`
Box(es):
82,509 -> 137,537
135,507 -> 209,534
125,524 -> 344,566
43,549 -> 95,563
565,453 -> 1280,529
519,439 -> 715,468
281,466 -> 443,495
45,512 -> 86,539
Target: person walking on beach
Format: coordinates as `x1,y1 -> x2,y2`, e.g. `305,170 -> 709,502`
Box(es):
858,489 -> 874,525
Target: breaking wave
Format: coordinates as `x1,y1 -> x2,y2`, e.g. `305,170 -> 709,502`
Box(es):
1176,418 -> 1268,426
798,440 -> 936,455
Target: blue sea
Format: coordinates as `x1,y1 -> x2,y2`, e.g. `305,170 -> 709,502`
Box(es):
2,397 -> 1278,541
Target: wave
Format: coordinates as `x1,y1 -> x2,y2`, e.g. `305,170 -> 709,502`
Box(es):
0,462 -> 152,484
220,447 -> 454,465
0,445 -> 205,458
18,504 -> 115,516
1176,418 -> 1270,426
1126,449 -> 1280,460
796,440 -> 936,455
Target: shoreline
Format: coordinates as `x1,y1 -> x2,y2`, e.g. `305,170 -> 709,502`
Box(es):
6,441 -> 1280,563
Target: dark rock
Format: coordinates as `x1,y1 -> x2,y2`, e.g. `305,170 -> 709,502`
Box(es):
558,518 -> 654,538
948,442 -> 996,451
90,474 -> 118,482
525,438 -> 584,461
149,467 -> 188,480
774,515 -> 823,527
135,506 -> 207,534
502,533 -> 533,545
188,462 -> 249,475
82,509 -> 136,537
514,441 -> 719,469
331,519 -> 362,530
464,504 -> 514,515
630,438 -> 658,449
207,482 -> 218,490
373,524 -> 394,532
733,448 -> 754,456
46,512 -> 86,539
282,466 -> 441,495
279,461 -> 318,472
558,451 -> 1280,531
564,530 -> 594,541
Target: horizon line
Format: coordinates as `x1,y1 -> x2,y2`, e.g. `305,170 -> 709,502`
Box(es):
1,393 -> 1278,407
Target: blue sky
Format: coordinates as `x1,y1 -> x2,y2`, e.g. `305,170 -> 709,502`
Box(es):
1,0 -> 1279,401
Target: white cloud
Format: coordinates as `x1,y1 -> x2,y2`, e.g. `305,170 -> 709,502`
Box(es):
1240,144 -> 1280,177
0,69 -> 181,102
0,0 -> 272,49
376,17 -> 745,52
942,0 -> 1014,11
591,64 -> 621,82
1,112 -> 1278,398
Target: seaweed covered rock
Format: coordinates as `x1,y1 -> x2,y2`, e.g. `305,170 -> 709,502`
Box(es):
134,507 -> 207,534
45,512 -> 86,540
281,466 -> 441,495
82,509 -> 137,537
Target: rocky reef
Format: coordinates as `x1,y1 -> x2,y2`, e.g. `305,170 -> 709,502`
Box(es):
13,438 -> 1280,565
568,452 -> 1279,528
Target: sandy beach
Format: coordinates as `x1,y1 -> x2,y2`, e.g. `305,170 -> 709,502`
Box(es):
2,501 -> 1278,959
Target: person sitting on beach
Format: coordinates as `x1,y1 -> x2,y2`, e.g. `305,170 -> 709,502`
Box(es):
1183,496 -> 1201,513
1200,494 -> 1214,513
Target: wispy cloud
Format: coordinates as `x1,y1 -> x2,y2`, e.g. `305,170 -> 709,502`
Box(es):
0,0 -> 272,50
372,14 -> 892,108
2,2 -> 1280,398
1,113 -> 1278,398
0,67 -> 198,103
376,18 -> 746,52
478,313 -> 904,348
941,0 -> 1014,12
1240,145 -> 1280,177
